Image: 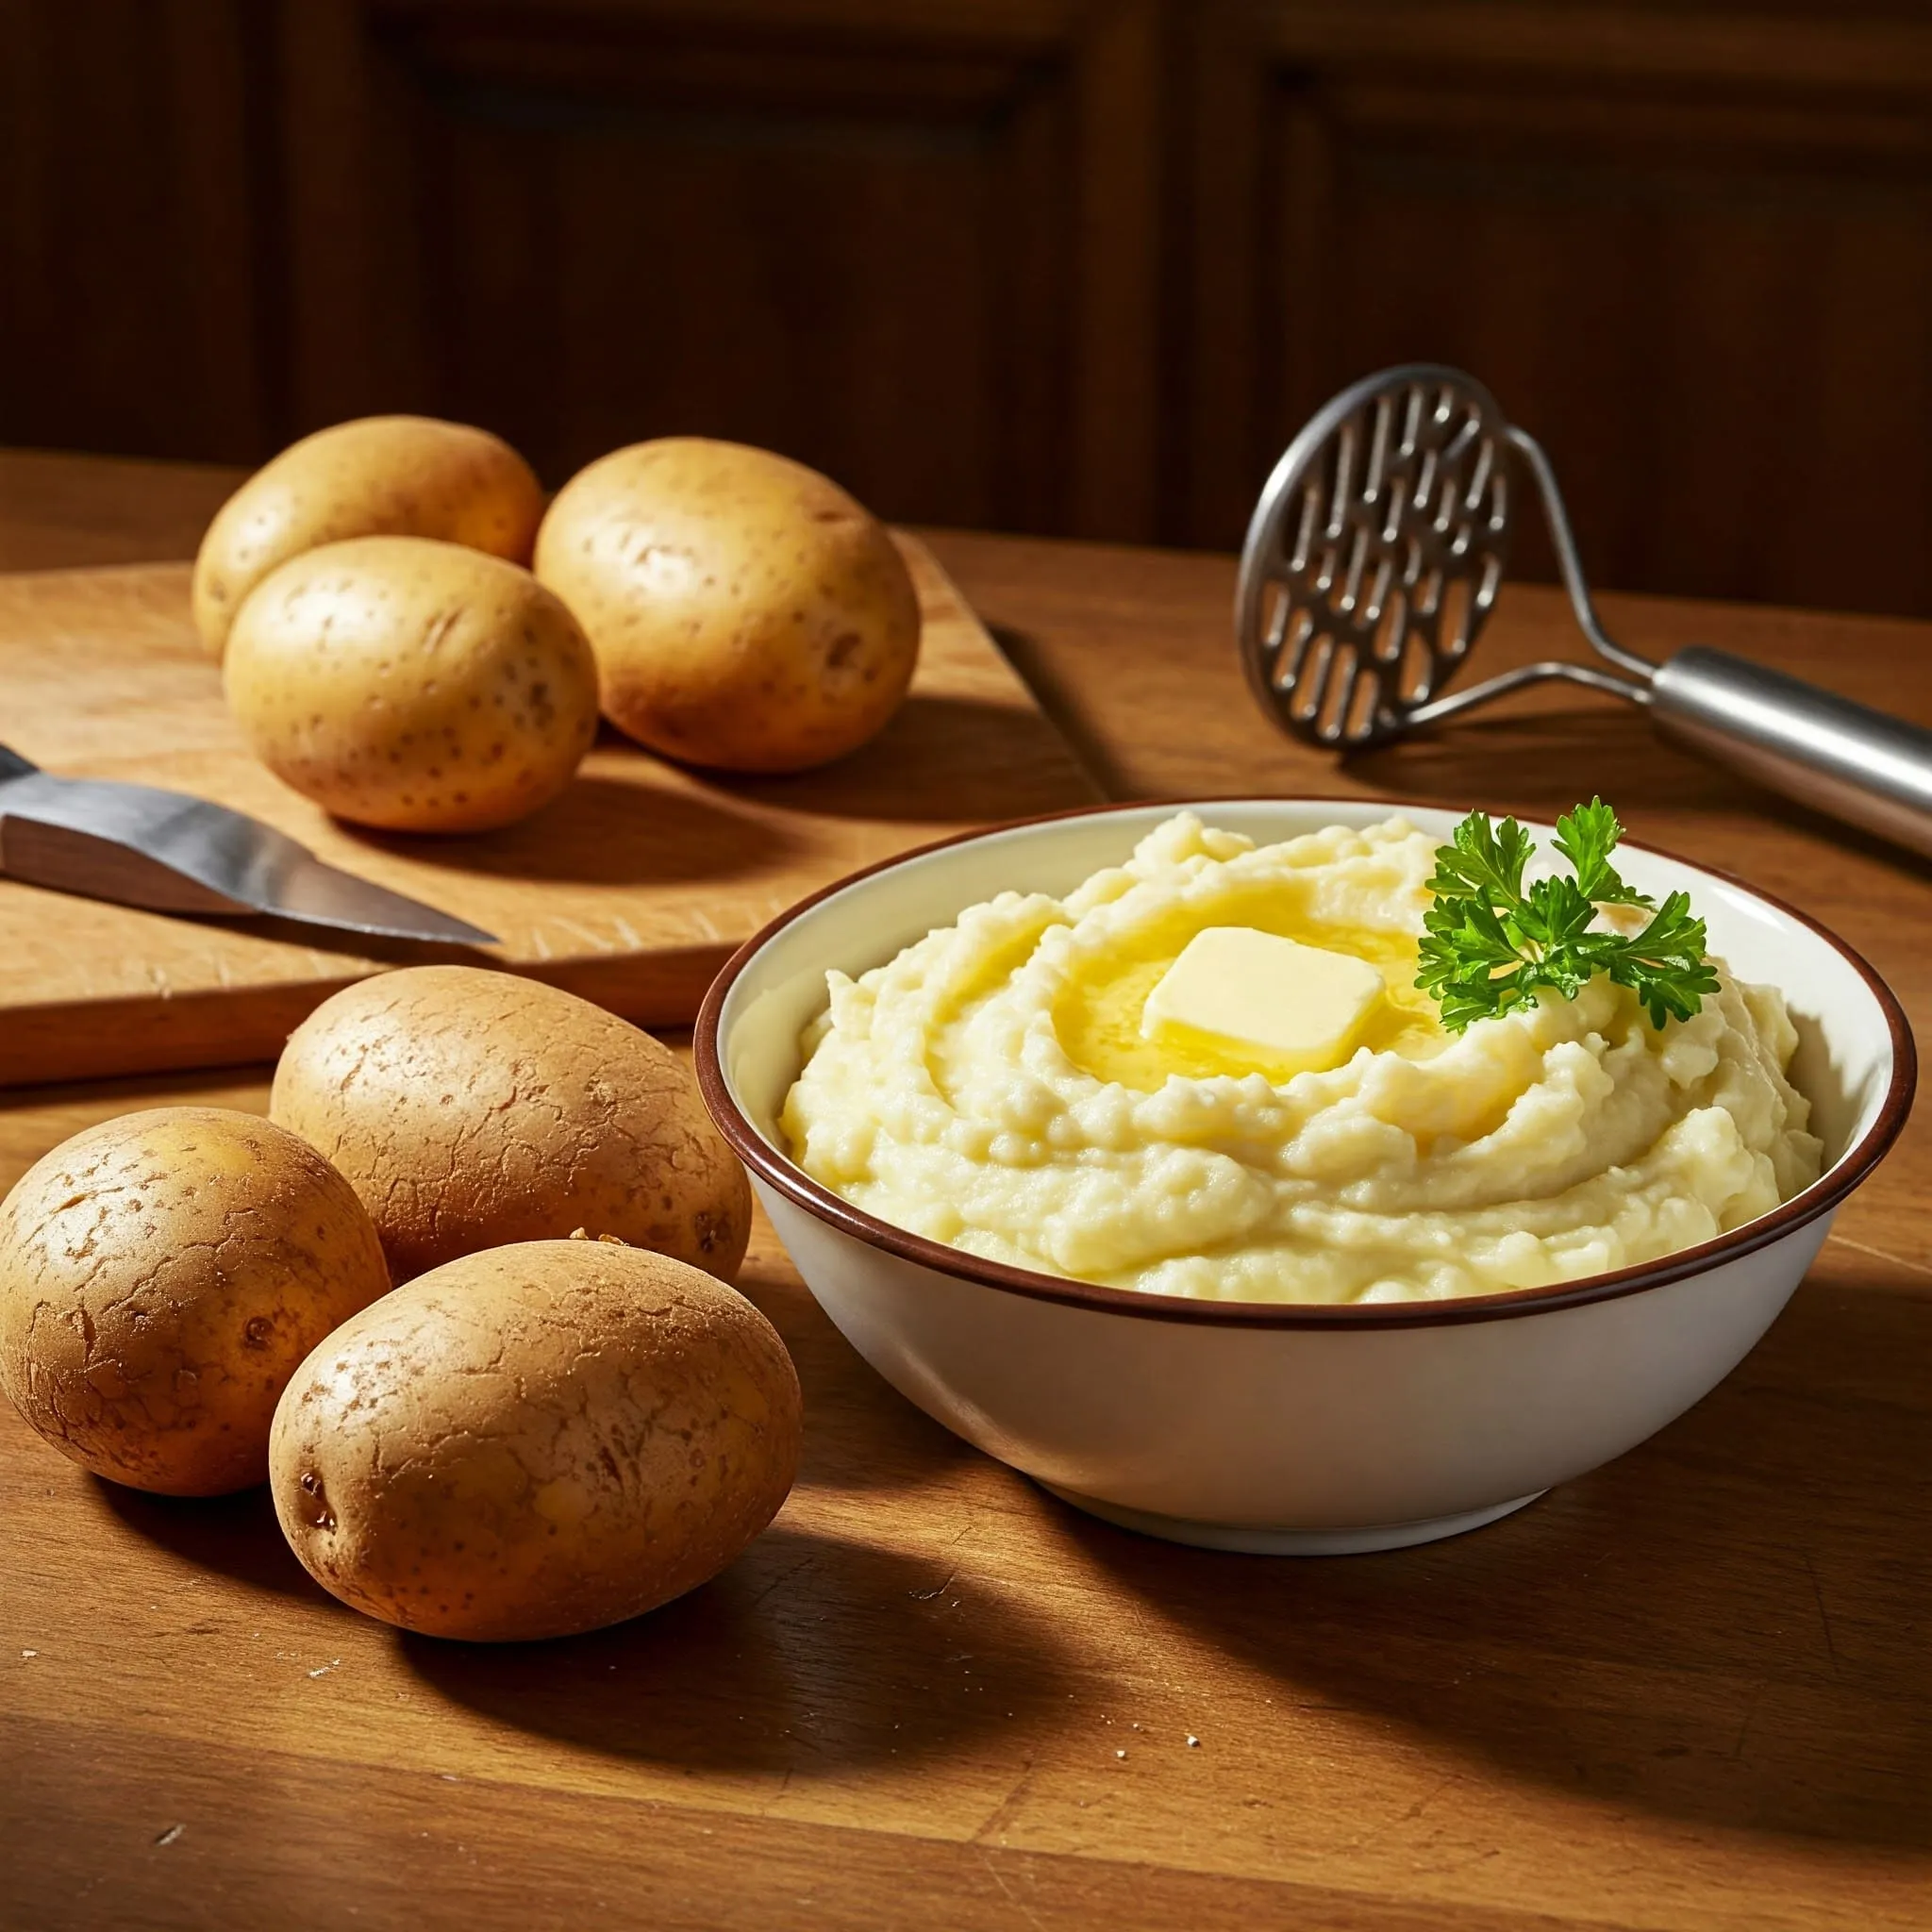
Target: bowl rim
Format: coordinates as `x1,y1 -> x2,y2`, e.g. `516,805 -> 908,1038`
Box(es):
694,794 -> 1918,1330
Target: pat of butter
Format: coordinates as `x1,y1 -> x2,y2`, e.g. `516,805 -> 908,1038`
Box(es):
1141,926 -> 1384,1074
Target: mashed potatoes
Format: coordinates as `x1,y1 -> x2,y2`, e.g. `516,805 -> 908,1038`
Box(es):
781,814 -> 1823,1304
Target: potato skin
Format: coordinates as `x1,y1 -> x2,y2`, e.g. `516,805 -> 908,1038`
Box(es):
224,536 -> 600,833
193,415 -> 543,658
533,438 -> 921,773
270,966 -> 752,1284
0,1108 -> 391,1496
270,1241 -> 802,1641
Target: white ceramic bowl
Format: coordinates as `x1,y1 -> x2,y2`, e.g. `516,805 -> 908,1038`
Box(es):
696,799 -> 1914,1554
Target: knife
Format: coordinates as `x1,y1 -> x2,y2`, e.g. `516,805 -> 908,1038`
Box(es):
0,743 -> 498,947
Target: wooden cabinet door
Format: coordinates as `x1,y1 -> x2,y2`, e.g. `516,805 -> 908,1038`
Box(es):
1179,2 -> 1932,617
272,0 -> 1164,539
0,0 -> 272,463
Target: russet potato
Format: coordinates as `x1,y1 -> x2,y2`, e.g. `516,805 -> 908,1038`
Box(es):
0,1108 -> 391,1496
270,965 -> 752,1284
224,536 -> 599,833
270,1240 -> 803,1641
192,415 -> 542,658
533,438 -> 921,773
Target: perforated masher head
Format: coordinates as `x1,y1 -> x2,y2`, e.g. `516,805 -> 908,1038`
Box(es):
1236,364 -> 1657,751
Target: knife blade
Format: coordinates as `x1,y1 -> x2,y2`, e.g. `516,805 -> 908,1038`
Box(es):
0,744 -> 498,947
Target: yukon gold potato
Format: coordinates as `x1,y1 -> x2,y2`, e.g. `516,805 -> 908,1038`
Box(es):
0,1108 -> 390,1496
271,965 -> 752,1283
224,536 -> 599,832
533,438 -> 921,773
270,1239 -> 802,1641
192,415 -> 543,657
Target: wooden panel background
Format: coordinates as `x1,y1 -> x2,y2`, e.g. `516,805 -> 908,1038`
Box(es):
275,0 -> 1163,540
9,1 -> 1932,614
1174,1 -> 1932,614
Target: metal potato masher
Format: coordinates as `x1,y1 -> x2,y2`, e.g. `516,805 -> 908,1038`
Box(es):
1236,362 -> 1932,859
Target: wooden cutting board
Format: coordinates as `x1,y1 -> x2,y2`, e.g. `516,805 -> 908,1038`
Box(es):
0,536 -> 1097,1086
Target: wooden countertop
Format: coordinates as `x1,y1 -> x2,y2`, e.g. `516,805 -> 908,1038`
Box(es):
3,451 -> 1927,1932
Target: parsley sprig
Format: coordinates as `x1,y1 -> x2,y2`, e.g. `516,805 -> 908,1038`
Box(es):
1415,799 -> 1719,1033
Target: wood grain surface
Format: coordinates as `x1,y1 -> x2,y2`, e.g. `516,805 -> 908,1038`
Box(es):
0,536 -> 1095,1085
2,454 -> 1928,1932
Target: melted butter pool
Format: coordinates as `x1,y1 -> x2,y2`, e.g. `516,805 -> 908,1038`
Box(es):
1054,900 -> 1444,1091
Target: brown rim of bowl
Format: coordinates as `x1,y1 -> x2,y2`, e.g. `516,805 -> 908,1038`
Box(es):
695,794 -> 1918,1331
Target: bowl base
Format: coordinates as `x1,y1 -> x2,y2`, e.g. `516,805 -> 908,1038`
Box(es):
1039,1483 -> 1547,1554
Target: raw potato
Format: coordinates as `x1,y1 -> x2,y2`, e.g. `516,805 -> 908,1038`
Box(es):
0,1108 -> 391,1496
270,1240 -> 803,1641
224,536 -> 600,833
192,415 -> 543,658
271,965 -> 752,1283
534,437 -> 921,773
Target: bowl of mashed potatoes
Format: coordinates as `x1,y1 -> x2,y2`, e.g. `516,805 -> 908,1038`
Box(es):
696,800 -> 1912,1552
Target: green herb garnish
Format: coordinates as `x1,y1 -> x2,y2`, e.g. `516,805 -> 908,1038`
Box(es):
1415,798 -> 1719,1033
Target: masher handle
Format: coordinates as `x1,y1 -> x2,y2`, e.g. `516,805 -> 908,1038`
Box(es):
1651,647 -> 1932,859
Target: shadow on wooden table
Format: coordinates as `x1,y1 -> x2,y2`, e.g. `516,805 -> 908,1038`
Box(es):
1053,1257 -> 1932,1852
398,1520 -> 1076,1776
1346,706 -> 1728,812
92,1479 -> 331,1604
341,774 -> 799,888
942,670 -> 1932,893
1349,706 -> 1932,881
726,693 -> 1093,825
